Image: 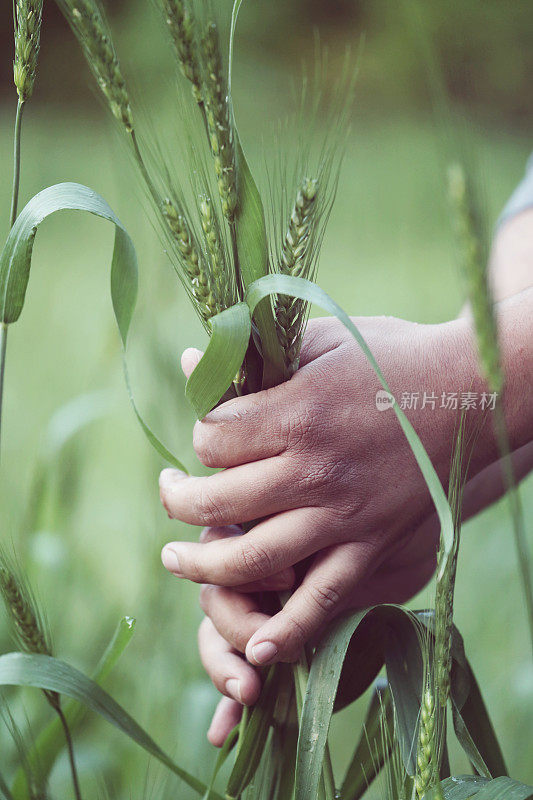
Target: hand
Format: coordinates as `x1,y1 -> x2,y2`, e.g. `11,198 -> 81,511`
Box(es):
159,314 -> 492,742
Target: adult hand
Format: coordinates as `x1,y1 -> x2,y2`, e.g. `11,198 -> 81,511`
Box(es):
159,313 -> 494,742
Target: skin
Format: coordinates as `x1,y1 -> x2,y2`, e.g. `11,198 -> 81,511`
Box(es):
159,208 -> 533,746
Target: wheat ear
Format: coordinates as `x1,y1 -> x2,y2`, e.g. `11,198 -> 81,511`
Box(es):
448,164 -> 502,393
275,177 -> 318,374
199,196 -> 233,309
162,198 -> 220,322
57,0 -> 133,133
201,22 -> 237,223
415,678 -> 438,799
0,553 -> 59,710
160,0 -> 203,104
13,0 -> 44,102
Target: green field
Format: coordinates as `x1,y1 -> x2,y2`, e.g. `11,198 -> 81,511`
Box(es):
0,2 -> 532,795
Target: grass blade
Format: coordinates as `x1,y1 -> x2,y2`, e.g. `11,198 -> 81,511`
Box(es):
0,652 -> 221,800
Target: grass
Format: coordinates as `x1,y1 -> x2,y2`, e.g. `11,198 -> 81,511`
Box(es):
0,38 -> 532,794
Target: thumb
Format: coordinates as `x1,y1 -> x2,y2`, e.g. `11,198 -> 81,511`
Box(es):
181,348 -> 204,379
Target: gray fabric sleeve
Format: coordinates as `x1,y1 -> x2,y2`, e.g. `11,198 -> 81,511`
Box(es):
498,152 -> 533,227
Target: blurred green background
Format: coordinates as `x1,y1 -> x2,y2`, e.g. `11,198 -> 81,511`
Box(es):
0,0 -> 532,796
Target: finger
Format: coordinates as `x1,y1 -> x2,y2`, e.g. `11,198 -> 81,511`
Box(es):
181,348 -> 204,379
161,506 -> 334,586
245,542 -> 377,665
159,458 -> 302,526
199,585 -> 270,653
198,617 -> 261,705
191,381 -> 300,468
208,696 -> 243,748
199,528 -> 296,592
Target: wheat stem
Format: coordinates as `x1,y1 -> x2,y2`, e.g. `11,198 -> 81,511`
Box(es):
0,325 -> 7,465
2,93 -> 28,463
493,402 -> 533,658
56,705 -> 83,800
449,163 -> 533,660
10,100 -> 24,227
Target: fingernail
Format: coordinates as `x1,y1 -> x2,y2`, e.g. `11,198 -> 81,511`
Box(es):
251,641 -> 278,665
161,545 -> 183,577
203,402 -> 240,424
159,468 -> 187,487
225,678 -> 242,702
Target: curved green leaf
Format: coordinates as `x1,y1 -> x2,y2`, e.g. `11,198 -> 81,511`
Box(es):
186,303 -> 251,420
0,182 -> 184,468
245,274 -> 454,571
0,652 -> 221,800
11,616 -> 136,800
0,183 -> 136,342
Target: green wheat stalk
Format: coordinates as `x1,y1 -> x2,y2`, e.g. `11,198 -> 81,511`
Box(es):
0,0 -> 44,463
448,162 -> 533,659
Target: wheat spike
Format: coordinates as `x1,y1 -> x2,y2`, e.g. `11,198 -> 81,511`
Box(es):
13,0 -> 44,102
0,554 -> 60,710
415,680 -> 438,799
275,177 -> 318,374
201,22 -> 237,222
162,198 -> 220,321
57,0 -> 134,132
160,0 -> 203,104
448,163 -> 502,393
199,196 -> 233,309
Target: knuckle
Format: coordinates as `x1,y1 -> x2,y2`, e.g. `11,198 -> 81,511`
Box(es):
286,402 -> 316,450
193,425 -> 219,467
297,458 -> 344,496
235,540 -> 275,580
305,581 -> 342,614
193,484 -> 229,526
279,611 -> 309,657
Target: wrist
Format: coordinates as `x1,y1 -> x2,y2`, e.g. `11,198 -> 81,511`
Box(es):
432,289 -> 533,479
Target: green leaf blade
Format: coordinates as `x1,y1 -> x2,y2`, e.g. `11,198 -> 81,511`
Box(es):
185,303 -> 251,420
0,652 -> 221,800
